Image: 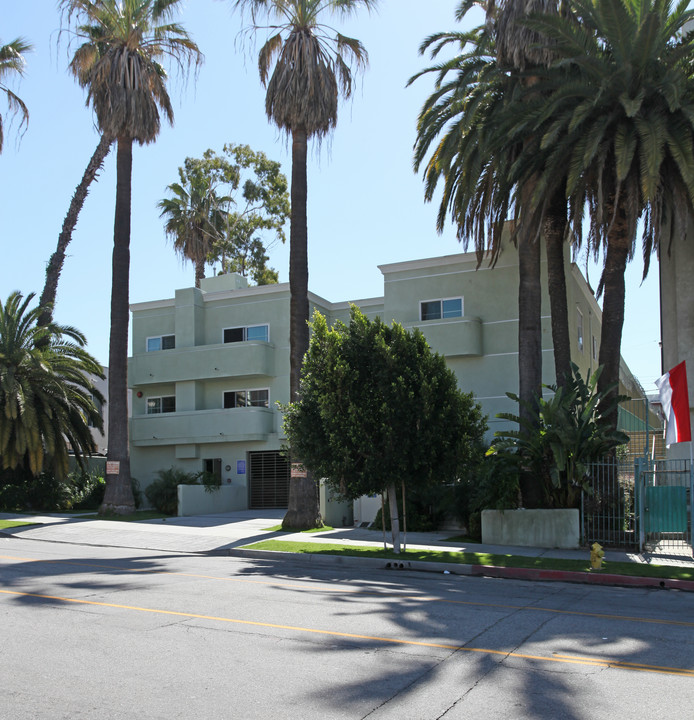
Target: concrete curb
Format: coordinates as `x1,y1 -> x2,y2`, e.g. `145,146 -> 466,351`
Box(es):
227,549 -> 694,592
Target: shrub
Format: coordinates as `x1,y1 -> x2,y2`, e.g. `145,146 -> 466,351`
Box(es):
70,470 -> 106,510
144,467 -> 218,515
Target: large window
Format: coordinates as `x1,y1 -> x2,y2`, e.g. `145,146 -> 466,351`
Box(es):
420,297 -> 463,321
147,334 -> 175,352
147,396 -> 176,414
224,388 -> 269,409
223,325 -> 269,343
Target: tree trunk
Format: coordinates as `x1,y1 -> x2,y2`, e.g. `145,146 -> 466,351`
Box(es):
517,183 -> 544,508
282,126 -> 320,530
195,257 -> 205,288
597,220 -> 630,433
387,482 -> 401,554
544,184 -> 571,388
39,134 -> 113,327
100,136 -> 135,515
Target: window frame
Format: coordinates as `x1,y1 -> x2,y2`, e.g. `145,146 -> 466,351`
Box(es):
146,334 -> 175,352
223,387 -> 270,409
222,324 -> 269,344
576,308 -> 584,353
146,395 -> 176,414
419,297 -> 463,322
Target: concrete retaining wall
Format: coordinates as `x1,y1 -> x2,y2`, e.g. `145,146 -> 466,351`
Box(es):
177,484 -> 247,516
482,508 -> 580,549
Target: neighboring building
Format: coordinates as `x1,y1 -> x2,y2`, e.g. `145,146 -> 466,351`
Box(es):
129,239 -> 641,510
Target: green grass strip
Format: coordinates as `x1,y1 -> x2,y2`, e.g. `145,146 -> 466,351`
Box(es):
242,539 -> 694,582
0,520 -> 39,530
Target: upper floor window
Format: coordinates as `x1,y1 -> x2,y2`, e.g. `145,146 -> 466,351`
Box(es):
223,324 -> 269,344
592,335 -> 598,362
224,388 -> 269,409
147,396 -> 176,414
420,297 -> 463,321
147,335 -> 175,352
577,309 -> 584,353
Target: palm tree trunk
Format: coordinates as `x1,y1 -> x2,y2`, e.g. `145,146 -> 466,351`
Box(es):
282,125 -> 321,530
517,183 -> 544,508
195,257 -> 205,288
544,184 -> 571,388
101,136 -> 135,515
597,224 -> 630,433
289,126 -> 310,402
38,134 -> 113,327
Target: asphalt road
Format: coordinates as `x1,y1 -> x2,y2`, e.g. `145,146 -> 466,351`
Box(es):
1,536 -> 693,719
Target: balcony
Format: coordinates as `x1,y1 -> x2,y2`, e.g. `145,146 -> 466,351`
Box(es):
129,342 -> 275,386
131,407 -> 276,447
406,316 -> 483,357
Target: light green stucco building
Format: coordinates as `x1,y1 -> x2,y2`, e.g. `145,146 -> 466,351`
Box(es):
129,239 -> 641,511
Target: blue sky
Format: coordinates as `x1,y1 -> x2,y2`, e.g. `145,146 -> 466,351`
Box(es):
2,0 -> 661,389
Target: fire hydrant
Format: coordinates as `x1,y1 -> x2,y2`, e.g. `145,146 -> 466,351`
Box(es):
590,542 -> 604,570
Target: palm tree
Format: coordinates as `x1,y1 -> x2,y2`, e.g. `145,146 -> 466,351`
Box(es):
0,292 -> 104,480
0,37 -> 32,153
60,0 -> 202,514
39,135 -> 114,327
412,0 -> 565,506
518,0 -> 694,430
159,165 -> 222,288
234,0 -> 377,529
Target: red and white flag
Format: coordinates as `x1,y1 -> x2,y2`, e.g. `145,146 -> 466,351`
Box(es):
655,361 -> 692,447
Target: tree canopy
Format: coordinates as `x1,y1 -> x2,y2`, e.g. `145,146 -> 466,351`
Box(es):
0,37 -> 32,153
283,306 -> 487,549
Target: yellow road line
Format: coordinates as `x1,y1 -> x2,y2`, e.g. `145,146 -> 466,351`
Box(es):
1,553 -> 692,629
1,587 -> 692,677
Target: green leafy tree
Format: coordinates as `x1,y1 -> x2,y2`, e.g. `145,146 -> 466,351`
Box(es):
60,0 -> 202,514
0,37 -> 32,153
0,292 -> 104,481
164,143 -> 290,286
489,364 -> 629,508
511,0 -> 694,430
234,0 -> 377,529
283,307 -> 487,552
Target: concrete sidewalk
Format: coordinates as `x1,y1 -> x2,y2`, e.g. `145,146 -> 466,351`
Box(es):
2,510 -> 693,590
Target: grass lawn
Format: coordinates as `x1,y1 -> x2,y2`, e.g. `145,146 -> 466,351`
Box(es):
0,520 -> 40,530
242,539 -> 694,582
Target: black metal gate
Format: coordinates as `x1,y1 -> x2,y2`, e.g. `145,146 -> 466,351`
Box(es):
248,451 -> 289,509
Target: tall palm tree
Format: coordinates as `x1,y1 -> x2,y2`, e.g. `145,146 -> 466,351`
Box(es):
517,0 -> 694,430
234,0 -> 377,529
61,0 -> 202,514
412,0 -> 565,506
39,134 -> 114,328
0,37 -> 32,153
0,292 -> 104,480
159,165 -> 222,288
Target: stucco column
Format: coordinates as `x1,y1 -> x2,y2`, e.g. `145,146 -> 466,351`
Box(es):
659,221 -> 694,462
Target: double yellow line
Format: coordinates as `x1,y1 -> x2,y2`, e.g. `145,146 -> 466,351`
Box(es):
1,587 -> 692,678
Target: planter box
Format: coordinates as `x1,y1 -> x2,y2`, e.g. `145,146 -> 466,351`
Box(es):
482,508 -> 580,549
177,484 -> 247,516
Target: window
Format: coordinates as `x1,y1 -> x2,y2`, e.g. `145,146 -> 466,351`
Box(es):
223,324 -> 269,343
147,396 -> 176,414
224,388 -> 269,409
592,335 -> 598,362
147,335 -> 175,352
576,309 -> 584,353
420,297 -> 463,321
